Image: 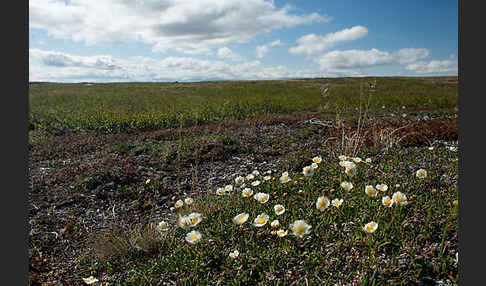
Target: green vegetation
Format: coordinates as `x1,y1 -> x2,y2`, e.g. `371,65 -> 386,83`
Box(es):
107,134 -> 240,164
29,78 -> 457,134
80,144 -> 458,285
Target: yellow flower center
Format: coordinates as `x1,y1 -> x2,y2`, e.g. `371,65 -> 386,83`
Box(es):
190,234 -> 198,241
295,225 -> 304,233
192,218 -> 198,224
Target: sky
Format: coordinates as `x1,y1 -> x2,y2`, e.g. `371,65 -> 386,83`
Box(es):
29,0 -> 458,82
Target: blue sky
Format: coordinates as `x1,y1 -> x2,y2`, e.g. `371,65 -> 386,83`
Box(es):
29,0 -> 458,82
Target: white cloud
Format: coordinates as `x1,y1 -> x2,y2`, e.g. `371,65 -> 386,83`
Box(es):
315,48 -> 393,72
29,0 -> 329,55
30,49 -> 118,69
289,26 -> 368,56
217,47 -> 242,61
405,60 -> 458,74
314,48 -> 433,72
255,40 -> 282,58
394,48 -> 430,64
29,48 -> 327,82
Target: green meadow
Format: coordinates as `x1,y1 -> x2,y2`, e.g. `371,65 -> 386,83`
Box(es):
29,77 -> 457,134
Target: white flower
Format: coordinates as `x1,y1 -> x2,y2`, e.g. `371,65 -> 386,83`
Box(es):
175,200 -> 184,208
282,171 -> 289,177
290,220 -> 312,238
302,166 -> 314,177
341,181 -> 353,191
229,249 -> 239,259
345,166 -> 356,177
274,204 -> 285,216
280,175 -> 291,184
363,221 -> 378,233
263,175 -> 272,181
392,191 -> 408,206
449,146 -> 458,152
254,192 -> 270,204
312,156 -> 322,163
251,180 -> 261,187
158,221 -> 169,232
276,229 -> 288,237
188,212 -> 203,227
365,158 -> 372,163
311,162 -> 319,169
266,170 -> 272,174
382,196 -> 394,207
246,174 -> 255,180
271,219 -> 280,228
177,215 -> 193,229
331,198 -> 343,208
344,161 -> 356,169
365,185 -> 378,197
316,196 -> 330,211
233,213 -> 249,225
254,213 -> 269,227
184,197 -> 194,205
242,187 -> 253,198
339,160 -> 348,167
338,155 -> 347,161
376,184 -> 388,192
252,170 -> 260,176
82,276 -> 99,285
185,230 -> 202,244
234,176 -> 245,185
216,187 -> 225,196
145,179 -> 151,185
225,185 -> 234,192
416,169 -> 427,179
428,146 -> 434,150
353,157 -> 362,163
